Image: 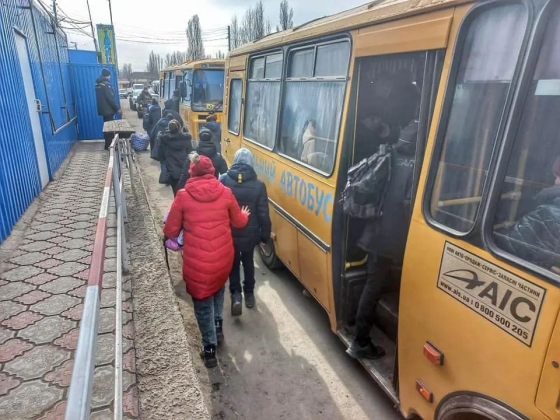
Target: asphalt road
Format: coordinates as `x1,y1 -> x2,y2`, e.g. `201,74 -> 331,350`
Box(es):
122,100 -> 402,419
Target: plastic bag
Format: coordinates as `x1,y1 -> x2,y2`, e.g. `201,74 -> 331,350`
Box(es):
130,132 -> 150,151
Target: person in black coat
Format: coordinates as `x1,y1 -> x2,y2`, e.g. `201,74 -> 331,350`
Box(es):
144,98 -> 162,135
220,148 -> 271,315
178,128 -> 227,187
95,68 -> 121,150
158,120 -> 194,196
348,119 -> 419,361
164,99 -> 184,128
203,114 -> 221,153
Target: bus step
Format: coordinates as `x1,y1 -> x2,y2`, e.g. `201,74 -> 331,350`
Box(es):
337,326 -> 398,405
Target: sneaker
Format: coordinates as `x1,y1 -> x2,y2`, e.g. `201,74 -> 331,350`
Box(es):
231,292 -> 242,316
215,320 -> 224,345
245,293 -> 255,309
200,344 -> 218,368
346,341 -> 385,360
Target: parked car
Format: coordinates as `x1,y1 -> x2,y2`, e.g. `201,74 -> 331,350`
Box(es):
119,89 -> 128,98
129,83 -> 145,110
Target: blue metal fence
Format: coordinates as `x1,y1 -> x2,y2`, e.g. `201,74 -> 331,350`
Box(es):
0,0 -> 78,242
70,64 -> 120,140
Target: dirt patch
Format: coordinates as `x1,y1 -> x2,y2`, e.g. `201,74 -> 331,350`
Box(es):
126,159 -> 210,419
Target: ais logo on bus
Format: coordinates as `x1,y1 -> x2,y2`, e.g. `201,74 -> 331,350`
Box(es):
437,242 -> 546,346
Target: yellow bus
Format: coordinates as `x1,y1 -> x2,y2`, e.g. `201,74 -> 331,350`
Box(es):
159,64 -> 183,103
222,0 -> 560,418
177,59 -> 225,137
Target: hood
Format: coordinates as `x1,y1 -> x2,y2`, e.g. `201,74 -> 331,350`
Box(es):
96,76 -> 109,85
205,121 -> 220,131
164,99 -> 175,109
227,163 -> 256,183
184,175 -> 225,202
197,140 -> 217,158
165,132 -> 193,151
233,148 -> 254,168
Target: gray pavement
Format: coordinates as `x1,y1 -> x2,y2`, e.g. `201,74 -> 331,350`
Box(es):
0,142 -> 138,419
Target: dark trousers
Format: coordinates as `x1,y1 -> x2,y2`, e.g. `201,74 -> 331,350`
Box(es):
103,115 -> 114,149
169,177 -> 180,197
355,254 -> 392,346
229,251 -> 255,295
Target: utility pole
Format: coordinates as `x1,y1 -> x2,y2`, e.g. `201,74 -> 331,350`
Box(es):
227,25 -> 231,51
52,0 -> 58,26
86,0 -> 99,53
108,0 -> 114,27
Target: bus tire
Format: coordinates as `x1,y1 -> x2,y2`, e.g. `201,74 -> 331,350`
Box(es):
258,239 -> 283,270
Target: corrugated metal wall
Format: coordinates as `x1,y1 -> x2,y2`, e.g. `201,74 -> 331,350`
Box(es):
68,49 -> 98,65
0,0 -> 78,242
70,64 -> 120,140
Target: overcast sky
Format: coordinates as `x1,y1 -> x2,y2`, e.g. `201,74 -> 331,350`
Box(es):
55,0 -> 366,71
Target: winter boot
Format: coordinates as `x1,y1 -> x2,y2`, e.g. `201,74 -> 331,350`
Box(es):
215,319 -> 224,345
245,293 -> 255,309
231,292 -> 242,316
346,340 -> 385,360
200,344 -> 218,368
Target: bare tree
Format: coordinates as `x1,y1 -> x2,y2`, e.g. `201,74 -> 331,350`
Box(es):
146,51 -> 163,74
237,0 -> 272,46
186,15 -> 205,60
165,51 -> 187,67
120,63 -> 132,79
215,50 -> 225,59
230,15 -> 241,49
277,0 -> 294,31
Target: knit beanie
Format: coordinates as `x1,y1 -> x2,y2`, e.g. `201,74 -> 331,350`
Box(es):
101,68 -> 111,77
199,127 -> 213,142
188,152 -> 215,177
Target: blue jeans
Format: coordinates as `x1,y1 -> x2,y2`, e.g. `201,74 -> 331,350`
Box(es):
192,286 -> 225,347
160,162 -> 166,172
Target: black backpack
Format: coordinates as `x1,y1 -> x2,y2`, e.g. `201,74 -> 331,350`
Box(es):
342,145 -> 392,219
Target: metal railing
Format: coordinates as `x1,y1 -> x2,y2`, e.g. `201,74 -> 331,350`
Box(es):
65,135 -> 131,420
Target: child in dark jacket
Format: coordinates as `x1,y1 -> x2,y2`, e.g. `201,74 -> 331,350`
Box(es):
178,127 -> 227,188
220,148 -> 271,315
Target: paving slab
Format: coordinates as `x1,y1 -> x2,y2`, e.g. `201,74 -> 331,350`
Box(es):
0,142 -> 138,419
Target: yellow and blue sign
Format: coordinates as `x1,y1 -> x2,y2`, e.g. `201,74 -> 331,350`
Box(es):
96,24 -> 117,66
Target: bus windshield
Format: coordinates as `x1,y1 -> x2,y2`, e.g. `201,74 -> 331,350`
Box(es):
191,69 -> 224,112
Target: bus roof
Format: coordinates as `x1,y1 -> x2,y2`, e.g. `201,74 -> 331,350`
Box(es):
160,59 -> 225,75
229,0 -> 469,57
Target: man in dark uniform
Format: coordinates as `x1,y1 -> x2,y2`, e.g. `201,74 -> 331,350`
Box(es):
95,68 -> 121,150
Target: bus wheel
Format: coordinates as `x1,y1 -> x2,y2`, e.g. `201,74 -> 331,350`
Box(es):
258,239 -> 282,270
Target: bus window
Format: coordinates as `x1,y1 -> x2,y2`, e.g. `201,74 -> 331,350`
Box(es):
279,41 -> 350,173
492,4 -> 560,274
244,53 -> 283,149
192,69 -> 225,111
428,3 -> 528,233
228,79 -> 243,135
182,70 -> 193,104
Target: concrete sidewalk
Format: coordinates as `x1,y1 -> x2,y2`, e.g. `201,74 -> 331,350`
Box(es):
0,142 -> 138,419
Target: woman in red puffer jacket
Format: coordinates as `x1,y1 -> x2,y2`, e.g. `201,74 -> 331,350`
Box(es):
164,152 -> 249,368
